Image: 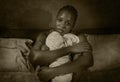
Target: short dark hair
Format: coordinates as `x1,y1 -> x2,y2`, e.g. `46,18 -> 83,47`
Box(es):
57,5 -> 78,22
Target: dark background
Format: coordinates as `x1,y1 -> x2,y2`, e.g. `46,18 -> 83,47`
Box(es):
0,0 -> 120,39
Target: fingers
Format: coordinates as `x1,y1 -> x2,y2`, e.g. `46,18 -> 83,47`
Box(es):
74,43 -> 92,53
37,67 -> 52,81
78,42 -> 89,46
71,41 -> 92,54
38,71 -> 47,81
82,46 -> 92,53
38,71 -> 51,82
76,43 -> 90,49
37,72 -> 45,81
41,45 -> 49,51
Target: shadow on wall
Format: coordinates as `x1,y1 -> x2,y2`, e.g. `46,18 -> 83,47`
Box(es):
0,7 -> 52,39
0,4 -> 52,30
0,0 -> 120,37
0,0 -> 119,31
17,9 -> 52,29
0,0 -> 103,30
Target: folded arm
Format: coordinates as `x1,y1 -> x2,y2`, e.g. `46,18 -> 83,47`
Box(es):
29,33 -> 91,67
29,33 -> 71,66
37,34 -> 93,81
29,46 -> 71,66
51,51 -> 93,75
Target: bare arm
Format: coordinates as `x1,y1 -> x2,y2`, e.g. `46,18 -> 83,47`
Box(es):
49,52 -> 93,76
29,33 -> 71,66
38,34 -> 93,81
29,33 -> 90,67
30,46 -> 71,66
46,34 -> 93,76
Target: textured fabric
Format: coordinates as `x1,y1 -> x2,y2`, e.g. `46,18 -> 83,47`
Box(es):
0,72 -> 40,82
87,34 -> 120,71
46,31 -> 80,82
46,31 -> 65,50
0,38 -> 34,72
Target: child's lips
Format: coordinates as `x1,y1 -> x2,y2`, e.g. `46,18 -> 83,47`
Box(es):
57,29 -> 64,33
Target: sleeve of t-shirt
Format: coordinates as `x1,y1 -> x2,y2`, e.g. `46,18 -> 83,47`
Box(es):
32,33 -> 47,50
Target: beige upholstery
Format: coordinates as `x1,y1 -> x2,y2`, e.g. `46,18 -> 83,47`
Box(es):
87,34 -> 120,71
0,34 -> 120,82
0,38 -> 33,72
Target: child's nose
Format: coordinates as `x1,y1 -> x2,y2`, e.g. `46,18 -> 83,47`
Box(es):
60,21 -> 66,28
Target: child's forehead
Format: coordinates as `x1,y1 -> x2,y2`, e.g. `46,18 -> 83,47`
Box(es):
58,10 -> 74,15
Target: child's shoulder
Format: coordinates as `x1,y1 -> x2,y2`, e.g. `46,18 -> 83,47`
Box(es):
36,30 -> 51,41
37,30 -> 55,38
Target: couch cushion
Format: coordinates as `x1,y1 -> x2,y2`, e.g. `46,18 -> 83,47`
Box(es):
0,38 -> 33,72
0,72 -> 40,82
87,34 -> 120,71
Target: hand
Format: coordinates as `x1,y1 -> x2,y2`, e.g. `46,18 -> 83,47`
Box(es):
41,45 -> 49,51
70,42 -> 92,54
37,67 -> 54,82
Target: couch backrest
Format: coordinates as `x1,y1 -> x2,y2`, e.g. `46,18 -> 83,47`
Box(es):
87,34 -> 120,71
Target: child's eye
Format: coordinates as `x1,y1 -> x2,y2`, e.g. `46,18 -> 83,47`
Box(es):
66,22 -> 71,26
57,18 -> 62,22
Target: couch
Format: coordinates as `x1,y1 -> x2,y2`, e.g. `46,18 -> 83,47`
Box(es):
0,31 -> 120,82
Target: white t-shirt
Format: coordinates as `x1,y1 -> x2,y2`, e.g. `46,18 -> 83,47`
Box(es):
46,31 -> 80,82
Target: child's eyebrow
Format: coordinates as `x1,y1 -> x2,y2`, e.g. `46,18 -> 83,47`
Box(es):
67,19 -> 73,22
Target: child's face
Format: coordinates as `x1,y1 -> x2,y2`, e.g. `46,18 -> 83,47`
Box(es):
55,10 -> 75,35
